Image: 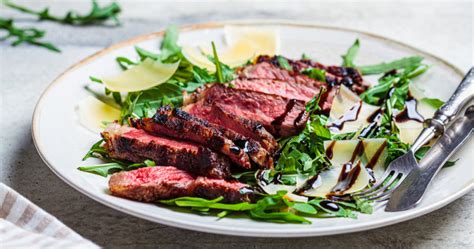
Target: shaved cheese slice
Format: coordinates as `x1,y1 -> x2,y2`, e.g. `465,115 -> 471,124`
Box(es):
224,25 -> 280,55
182,46 -> 216,72
397,100 -> 436,144
199,40 -> 256,68
285,193 -> 308,203
260,183 -> 296,195
77,96 -> 121,133
328,85 -> 380,134
302,139 -> 387,197
102,58 -> 180,92
328,85 -> 439,144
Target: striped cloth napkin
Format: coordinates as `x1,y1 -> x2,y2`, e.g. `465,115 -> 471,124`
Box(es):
0,183 -> 99,248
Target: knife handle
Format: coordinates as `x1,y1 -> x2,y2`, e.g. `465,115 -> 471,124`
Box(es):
411,68 -> 474,151
426,67 -> 474,133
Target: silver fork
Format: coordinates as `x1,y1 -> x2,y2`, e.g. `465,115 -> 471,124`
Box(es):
353,67 -> 474,202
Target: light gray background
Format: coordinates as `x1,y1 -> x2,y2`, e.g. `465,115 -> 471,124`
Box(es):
1,0 -> 473,248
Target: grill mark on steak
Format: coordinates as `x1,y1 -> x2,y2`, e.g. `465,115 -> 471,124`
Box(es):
130,106 -> 258,169
195,84 -> 308,138
184,100 -> 279,155
109,166 -> 252,203
102,123 -> 231,179
158,105 -> 274,168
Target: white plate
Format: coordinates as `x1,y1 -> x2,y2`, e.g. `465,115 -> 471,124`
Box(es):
32,21 -> 473,237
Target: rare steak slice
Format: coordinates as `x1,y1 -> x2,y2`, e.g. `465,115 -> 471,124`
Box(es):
192,84 -> 308,138
184,101 -> 279,155
232,78 -> 320,102
102,123 -> 231,179
109,166 -> 194,201
131,106 -> 273,169
109,166 -> 252,203
251,55 -> 368,94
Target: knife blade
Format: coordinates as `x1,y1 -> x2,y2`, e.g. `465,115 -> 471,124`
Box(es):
385,106 -> 474,212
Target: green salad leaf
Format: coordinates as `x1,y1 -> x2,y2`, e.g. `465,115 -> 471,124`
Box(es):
341,39 -> 360,67
0,18 -> 60,52
276,55 -> 293,71
420,97 -> 444,109
4,0 -> 121,26
358,56 -> 424,75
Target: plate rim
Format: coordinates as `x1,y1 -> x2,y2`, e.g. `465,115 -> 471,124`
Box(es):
31,20 -> 472,237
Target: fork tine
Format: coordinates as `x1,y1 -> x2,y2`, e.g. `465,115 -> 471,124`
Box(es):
352,170 -> 395,196
365,174 -> 407,201
359,173 -> 402,198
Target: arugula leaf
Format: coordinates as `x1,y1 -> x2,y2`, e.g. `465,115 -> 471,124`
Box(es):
308,199 -> 356,218
302,68 -> 326,82
358,56 -> 423,75
277,90 -> 331,175
4,0 -> 121,26
115,57 -> 137,70
292,203 -> 318,214
0,18 -> 60,52
89,76 -> 103,83
119,82 -> 183,122
78,163 -> 124,177
159,25 -> 181,62
161,196 -> 255,211
360,63 -> 427,108
209,42 -> 235,83
211,42 -> 225,83
135,46 -> 159,61
82,139 -> 107,160
341,39 -> 360,67
249,191 -> 311,223
420,97 -> 444,109
276,56 -> 292,71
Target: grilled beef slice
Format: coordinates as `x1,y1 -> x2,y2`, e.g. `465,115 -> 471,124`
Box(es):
189,84 -> 308,138
131,106 -> 252,169
131,106 -> 273,169
184,101 -> 279,155
253,55 -> 368,94
109,166 -> 252,203
102,123 -> 231,179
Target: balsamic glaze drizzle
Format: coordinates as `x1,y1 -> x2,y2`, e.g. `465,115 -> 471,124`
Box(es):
328,100 -> 363,130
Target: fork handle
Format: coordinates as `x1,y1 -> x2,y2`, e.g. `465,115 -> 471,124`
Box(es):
411,67 -> 474,151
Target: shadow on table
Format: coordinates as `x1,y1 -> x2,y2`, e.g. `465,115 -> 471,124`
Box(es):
6,130 -> 470,249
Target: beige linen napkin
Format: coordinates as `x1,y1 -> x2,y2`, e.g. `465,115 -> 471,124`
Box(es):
0,183 -> 99,248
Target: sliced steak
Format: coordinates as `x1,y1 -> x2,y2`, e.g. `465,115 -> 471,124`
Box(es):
191,84 -> 308,138
131,106 -> 252,169
232,78 -> 320,102
109,166 -> 252,203
102,123 -> 231,179
253,55 -> 368,94
239,61 -> 321,88
109,165 -> 194,201
184,101 -> 279,155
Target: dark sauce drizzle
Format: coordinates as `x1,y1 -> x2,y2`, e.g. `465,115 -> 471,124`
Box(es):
367,108 -> 383,123
296,174 -> 322,194
395,98 -> 424,123
325,141 -> 336,160
329,141 -> 364,194
328,100 -> 363,131
319,200 -> 340,212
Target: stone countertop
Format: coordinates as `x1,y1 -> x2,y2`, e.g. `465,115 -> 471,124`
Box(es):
1,1 -> 472,248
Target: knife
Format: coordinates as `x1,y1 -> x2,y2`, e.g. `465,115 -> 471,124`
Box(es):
385,106 -> 474,211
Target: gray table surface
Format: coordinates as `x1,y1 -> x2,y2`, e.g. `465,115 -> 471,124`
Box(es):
1,1 -> 473,248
